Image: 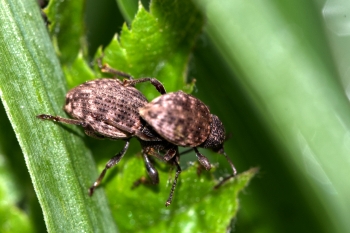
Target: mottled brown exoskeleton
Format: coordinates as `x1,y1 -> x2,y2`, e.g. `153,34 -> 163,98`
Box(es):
37,66 -> 181,206
139,91 -> 237,184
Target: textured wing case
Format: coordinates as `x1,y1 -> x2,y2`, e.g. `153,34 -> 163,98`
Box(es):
140,91 -> 212,147
64,78 -> 148,139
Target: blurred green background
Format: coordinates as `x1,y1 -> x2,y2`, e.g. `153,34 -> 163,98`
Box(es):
1,0 -> 350,232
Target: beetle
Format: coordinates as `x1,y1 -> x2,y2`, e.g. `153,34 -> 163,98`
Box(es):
139,91 -> 237,183
37,66 -> 181,206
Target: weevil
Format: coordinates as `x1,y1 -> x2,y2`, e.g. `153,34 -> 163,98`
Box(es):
37,63 -> 237,206
37,67 -> 181,206
139,91 -> 237,183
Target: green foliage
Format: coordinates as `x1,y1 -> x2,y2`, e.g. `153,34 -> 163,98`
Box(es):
3,0 -> 349,232
102,0 -> 203,94
0,0 -> 255,232
192,0 -> 350,233
105,156 -> 256,232
45,0 -> 86,64
0,0 -> 117,232
0,140 -> 33,233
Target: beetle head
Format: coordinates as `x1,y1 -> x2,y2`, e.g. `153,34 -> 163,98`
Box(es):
200,114 -> 225,152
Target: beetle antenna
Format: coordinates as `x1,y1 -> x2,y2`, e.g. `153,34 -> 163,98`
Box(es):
223,151 -> 237,176
214,151 -> 237,189
165,160 -> 181,207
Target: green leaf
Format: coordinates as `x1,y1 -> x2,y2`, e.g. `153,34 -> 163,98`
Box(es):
1,0 -> 258,232
103,155 -> 256,232
45,0 -> 86,64
0,0 -> 117,232
0,141 -> 33,233
115,0 -> 139,22
63,52 -> 96,89
192,0 -> 350,232
100,0 -> 204,99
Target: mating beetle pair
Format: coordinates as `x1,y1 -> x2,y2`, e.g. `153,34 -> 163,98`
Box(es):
37,63 -> 237,206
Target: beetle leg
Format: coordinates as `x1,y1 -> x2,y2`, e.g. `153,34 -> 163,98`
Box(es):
37,114 -> 85,126
96,57 -> 166,94
133,130 -> 160,141
36,114 -> 105,138
141,143 -> 178,162
193,148 -> 211,171
97,57 -> 134,79
165,158 -> 181,207
142,146 -> 167,161
104,118 -> 155,141
163,148 -> 177,161
123,78 -> 166,95
141,144 -> 181,206
88,139 -> 130,196
142,152 -> 159,184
